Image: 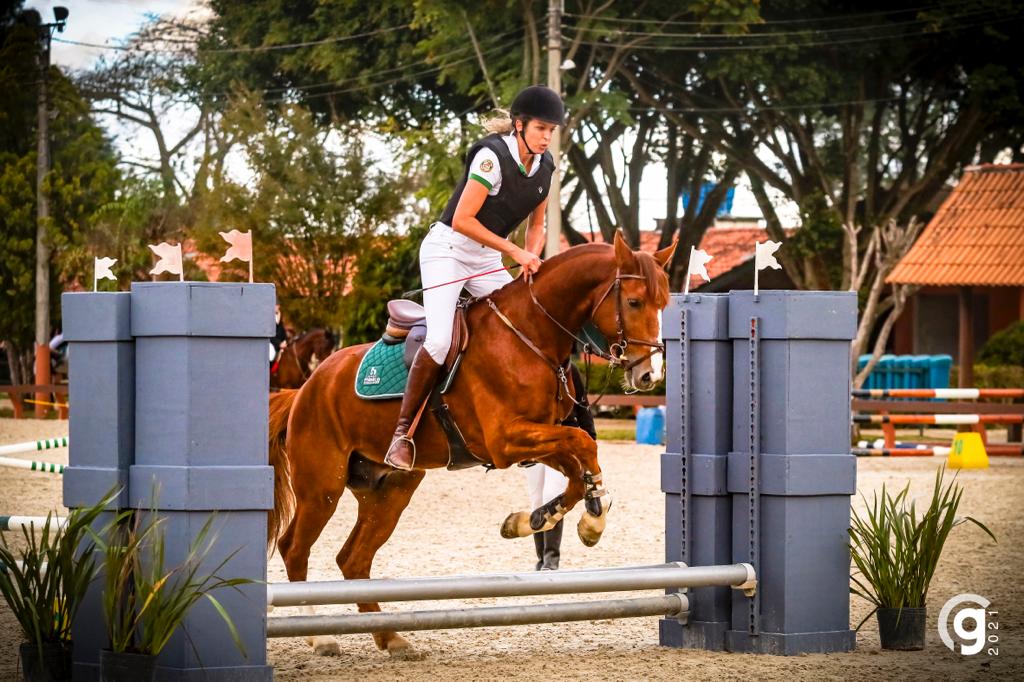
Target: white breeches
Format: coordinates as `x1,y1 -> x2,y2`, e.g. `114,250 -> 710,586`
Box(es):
526,464 -> 569,510
419,222 -> 513,364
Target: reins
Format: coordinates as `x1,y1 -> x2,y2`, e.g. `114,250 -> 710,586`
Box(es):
485,269 -> 665,406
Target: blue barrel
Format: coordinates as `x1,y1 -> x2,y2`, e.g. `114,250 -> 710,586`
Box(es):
636,406 -> 665,445
929,355 -> 953,388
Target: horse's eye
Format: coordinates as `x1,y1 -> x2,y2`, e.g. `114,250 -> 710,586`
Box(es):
627,298 -> 642,309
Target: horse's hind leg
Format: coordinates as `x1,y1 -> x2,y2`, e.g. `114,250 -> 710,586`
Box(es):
277,443 -> 349,656
337,469 -> 426,659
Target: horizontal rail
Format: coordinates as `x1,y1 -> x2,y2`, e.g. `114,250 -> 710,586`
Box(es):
266,594 -> 689,638
853,414 -> 1023,425
852,399 -> 1024,415
0,437 -> 68,457
852,388 -> 1024,399
853,447 -> 951,457
0,456 -> 65,474
0,515 -> 68,532
268,562 -> 755,607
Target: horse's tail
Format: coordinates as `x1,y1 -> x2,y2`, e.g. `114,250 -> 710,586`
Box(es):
267,389 -> 298,554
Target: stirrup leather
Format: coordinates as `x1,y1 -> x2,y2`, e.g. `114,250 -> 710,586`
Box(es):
384,435 -> 416,471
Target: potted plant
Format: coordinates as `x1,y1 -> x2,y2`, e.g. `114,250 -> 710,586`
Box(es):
849,466 -> 996,650
98,510 -> 252,682
0,495 -> 112,682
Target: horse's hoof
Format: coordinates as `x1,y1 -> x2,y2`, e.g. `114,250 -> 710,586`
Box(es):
577,511 -> 606,547
500,511 -> 532,538
312,637 -> 341,656
387,636 -> 426,661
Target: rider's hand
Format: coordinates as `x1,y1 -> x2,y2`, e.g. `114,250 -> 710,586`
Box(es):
513,247 -> 542,277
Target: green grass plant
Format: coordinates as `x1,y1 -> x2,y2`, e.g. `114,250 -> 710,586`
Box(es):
848,466 -> 995,629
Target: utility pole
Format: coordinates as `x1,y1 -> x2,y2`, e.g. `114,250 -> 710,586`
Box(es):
34,7 -> 69,417
544,0 -> 563,259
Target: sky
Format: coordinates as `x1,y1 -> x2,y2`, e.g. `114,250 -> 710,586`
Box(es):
26,0 -> 792,231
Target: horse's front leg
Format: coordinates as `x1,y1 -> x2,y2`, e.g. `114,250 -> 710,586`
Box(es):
493,423 -> 611,547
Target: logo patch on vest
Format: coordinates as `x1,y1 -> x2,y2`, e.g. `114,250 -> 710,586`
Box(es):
480,159 -> 494,172
538,186 -> 543,193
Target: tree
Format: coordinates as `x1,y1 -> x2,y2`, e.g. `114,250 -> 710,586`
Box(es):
192,94 -> 412,332
0,2 -> 118,383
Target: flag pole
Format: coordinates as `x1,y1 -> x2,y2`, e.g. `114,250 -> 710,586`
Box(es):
178,244 -> 184,282
683,245 -> 694,297
249,233 -> 254,283
93,260 -> 98,292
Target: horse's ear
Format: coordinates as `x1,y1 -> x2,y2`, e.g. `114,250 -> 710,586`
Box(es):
613,230 -> 634,268
653,239 -> 678,271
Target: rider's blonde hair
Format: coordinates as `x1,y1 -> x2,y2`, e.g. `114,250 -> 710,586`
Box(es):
482,109 -> 515,135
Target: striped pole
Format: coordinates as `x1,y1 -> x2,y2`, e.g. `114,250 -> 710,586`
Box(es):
852,388 -> 1024,399
0,515 -> 68,532
0,437 -> 68,457
0,456 -> 65,474
853,447 -> 951,457
853,414 -> 1024,425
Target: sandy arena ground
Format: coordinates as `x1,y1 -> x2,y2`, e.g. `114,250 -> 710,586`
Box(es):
1,417 -> 1022,680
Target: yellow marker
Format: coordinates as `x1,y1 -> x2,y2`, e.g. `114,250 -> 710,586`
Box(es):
947,432 -> 989,469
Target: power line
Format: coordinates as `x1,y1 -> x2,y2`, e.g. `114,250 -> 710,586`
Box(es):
564,12 -> 1021,52
54,22 -> 413,54
566,6 -> 1002,40
563,5 -> 943,27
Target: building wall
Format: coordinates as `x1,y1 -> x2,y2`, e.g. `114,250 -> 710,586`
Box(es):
891,286 -> 1024,361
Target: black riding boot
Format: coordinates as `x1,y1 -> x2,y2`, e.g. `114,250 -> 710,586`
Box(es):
385,348 -> 443,470
540,519 -> 563,570
533,528 -> 546,571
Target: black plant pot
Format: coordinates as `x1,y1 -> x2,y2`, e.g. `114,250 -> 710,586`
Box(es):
99,649 -> 157,682
877,606 -> 927,650
19,641 -> 72,682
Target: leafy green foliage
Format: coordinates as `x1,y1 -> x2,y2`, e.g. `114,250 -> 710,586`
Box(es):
0,491 -> 117,656
341,224 -> 427,347
0,3 -> 119,353
977,321 -> 1024,366
848,467 -> 995,628
99,509 -> 252,656
192,94 -> 409,332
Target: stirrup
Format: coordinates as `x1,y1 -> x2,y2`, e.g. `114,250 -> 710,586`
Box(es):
384,435 -> 416,471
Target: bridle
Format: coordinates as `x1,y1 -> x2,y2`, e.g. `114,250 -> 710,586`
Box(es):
485,269 -> 665,404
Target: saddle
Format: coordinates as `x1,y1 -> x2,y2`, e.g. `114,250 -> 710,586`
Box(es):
382,299 -> 468,372
357,299 -> 480,470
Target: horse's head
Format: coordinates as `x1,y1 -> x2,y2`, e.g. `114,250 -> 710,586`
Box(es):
591,232 -> 676,392
305,328 -> 337,373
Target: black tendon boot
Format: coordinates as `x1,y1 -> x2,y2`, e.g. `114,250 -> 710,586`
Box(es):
534,529 -> 545,571
540,519 -> 564,570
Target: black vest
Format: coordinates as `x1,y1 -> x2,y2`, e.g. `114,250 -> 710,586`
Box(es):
439,135 -> 554,239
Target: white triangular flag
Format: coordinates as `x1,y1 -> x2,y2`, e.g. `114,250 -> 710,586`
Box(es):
219,229 -> 254,282
754,240 -> 782,297
683,246 -> 713,296
149,242 -> 183,281
755,240 -> 782,271
95,257 -> 117,281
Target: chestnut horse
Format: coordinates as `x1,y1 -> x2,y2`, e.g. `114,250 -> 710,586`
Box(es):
270,328 -> 336,389
267,233 -> 675,658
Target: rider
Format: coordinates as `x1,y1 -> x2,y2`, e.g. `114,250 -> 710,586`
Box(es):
384,85 -> 563,471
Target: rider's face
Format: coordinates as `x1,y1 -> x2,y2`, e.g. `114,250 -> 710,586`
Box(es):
517,119 -> 557,155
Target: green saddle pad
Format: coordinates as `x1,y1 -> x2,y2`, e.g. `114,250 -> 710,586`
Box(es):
354,338 -> 461,400
355,339 -> 409,399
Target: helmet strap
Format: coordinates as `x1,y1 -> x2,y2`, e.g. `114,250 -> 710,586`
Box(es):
515,118 -> 538,158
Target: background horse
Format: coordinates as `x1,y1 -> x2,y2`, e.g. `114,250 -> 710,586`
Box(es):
271,328 -> 336,389
267,233 -> 674,658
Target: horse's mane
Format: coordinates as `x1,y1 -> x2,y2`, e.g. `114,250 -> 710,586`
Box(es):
491,242 -> 669,307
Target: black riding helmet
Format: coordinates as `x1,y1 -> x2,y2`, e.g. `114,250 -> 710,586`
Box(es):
509,86 -> 564,156
510,85 -> 565,126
